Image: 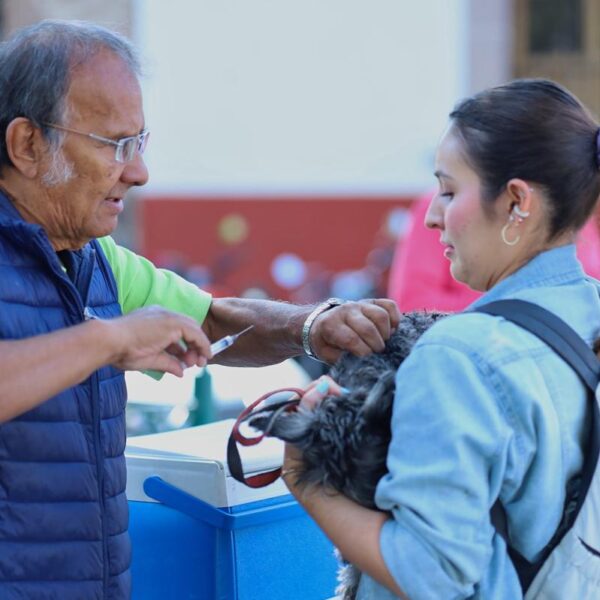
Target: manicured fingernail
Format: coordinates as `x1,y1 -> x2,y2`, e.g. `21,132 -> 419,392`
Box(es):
340,387 -> 350,394
315,379 -> 330,395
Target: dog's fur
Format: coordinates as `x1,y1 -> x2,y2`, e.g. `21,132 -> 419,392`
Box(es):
248,311 -> 446,599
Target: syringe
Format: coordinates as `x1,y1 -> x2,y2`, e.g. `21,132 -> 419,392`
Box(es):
210,325 -> 254,356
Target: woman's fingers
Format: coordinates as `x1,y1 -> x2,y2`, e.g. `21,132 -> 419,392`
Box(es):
301,375 -> 348,410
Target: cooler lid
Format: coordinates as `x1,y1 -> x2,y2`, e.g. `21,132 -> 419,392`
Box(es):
126,419 -> 289,507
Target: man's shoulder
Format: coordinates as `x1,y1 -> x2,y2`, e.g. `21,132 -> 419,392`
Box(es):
96,236 -> 117,254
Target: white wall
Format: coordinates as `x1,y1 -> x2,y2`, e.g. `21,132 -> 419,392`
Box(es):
134,0 -> 469,195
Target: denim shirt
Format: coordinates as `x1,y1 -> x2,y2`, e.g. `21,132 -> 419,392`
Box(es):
357,245 -> 600,600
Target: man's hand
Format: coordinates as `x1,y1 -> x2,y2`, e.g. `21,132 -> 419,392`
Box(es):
103,305 -> 212,376
308,298 -> 400,363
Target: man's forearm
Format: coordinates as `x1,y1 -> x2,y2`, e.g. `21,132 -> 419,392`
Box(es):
0,320 -> 114,422
205,298 -> 310,366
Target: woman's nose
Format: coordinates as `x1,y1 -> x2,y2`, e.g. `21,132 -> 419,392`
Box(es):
424,194 -> 444,230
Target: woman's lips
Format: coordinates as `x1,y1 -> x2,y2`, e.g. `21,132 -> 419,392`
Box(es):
443,244 -> 454,259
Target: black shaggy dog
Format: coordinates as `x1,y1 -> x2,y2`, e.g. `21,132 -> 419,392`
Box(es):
247,310 -> 446,599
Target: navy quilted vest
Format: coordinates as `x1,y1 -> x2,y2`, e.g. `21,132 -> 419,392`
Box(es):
0,193 -> 130,600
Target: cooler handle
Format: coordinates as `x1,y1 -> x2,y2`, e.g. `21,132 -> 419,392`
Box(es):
143,476 -> 304,530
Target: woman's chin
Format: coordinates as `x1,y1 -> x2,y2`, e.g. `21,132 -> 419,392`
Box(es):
449,263 -> 464,284
450,265 -> 481,291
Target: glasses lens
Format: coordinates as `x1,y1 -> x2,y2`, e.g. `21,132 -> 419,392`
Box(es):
117,132 -> 149,163
138,131 -> 149,155
122,138 -> 137,162
114,142 -> 125,163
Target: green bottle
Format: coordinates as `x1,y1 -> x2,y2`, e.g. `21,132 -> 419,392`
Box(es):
191,367 -> 216,425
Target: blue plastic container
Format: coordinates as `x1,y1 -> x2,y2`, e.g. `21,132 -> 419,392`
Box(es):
126,421 -> 339,600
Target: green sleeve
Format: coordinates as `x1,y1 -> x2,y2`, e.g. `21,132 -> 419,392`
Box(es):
97,236 -> 212,325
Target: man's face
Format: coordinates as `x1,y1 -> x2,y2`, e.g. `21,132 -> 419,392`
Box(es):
39,49 -> 149,250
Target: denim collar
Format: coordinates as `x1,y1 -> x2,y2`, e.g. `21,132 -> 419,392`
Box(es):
470,245 -> 585,309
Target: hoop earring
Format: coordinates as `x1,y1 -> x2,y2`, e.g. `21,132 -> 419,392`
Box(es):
501,222 -> 520,246
501,203 -> 529,246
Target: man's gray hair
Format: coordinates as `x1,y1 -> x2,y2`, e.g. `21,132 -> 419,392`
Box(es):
0,20 -> 141,170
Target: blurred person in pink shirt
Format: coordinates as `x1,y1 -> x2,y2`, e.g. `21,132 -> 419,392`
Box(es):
388,192 -> 600,312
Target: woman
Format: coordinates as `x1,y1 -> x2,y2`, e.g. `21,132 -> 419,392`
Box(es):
284,79 -> 600,599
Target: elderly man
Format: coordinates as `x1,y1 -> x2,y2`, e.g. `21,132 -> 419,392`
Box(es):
0,20 -> 398,600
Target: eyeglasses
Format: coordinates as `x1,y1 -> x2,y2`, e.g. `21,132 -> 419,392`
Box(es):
41,122 -> 150,164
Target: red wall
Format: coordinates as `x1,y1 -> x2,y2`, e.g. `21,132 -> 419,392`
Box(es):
138,195 -> 413,299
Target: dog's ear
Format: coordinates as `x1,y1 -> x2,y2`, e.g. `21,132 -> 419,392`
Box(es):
248,409 -> 316,444
360,370 -> 395,422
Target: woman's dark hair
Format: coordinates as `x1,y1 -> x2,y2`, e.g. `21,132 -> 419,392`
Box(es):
449,78 -> 600,238
0,20 -> 141,171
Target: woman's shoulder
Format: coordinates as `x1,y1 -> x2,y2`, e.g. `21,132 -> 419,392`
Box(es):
416,309 -> 500,344
412,308 -> 537,366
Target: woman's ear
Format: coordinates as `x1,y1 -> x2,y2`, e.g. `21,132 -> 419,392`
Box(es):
5,117 -> 45,179
505,178 -> 535,217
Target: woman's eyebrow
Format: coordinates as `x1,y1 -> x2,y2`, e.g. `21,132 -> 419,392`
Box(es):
434,170 -> 454,181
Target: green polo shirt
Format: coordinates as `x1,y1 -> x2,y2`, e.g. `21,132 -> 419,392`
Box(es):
97,236 -> 212,324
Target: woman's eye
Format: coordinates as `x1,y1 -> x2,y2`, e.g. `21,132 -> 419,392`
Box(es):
440,192 -> 454,200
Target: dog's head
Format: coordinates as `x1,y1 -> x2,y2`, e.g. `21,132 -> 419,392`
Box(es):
248,310 -> 446,508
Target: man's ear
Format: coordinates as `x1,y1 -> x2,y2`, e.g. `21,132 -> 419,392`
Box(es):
5,117 -> 46,179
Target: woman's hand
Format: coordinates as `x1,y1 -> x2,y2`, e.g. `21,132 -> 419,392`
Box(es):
299,375 -> 348,410
282,375 -> 349,491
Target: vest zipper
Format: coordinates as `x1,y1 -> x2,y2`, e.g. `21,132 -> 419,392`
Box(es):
75,248 -> 109,598
36,238 -> 109,597
90,368 -> 109,598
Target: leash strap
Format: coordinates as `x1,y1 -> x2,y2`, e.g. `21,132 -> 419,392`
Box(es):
227,387 -> 304,488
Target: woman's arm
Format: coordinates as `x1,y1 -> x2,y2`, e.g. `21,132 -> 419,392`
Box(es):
283,328 -> 512,599
283,444 -> 407,598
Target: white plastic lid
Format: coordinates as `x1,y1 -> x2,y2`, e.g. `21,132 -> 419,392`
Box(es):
126,419 -> 289,507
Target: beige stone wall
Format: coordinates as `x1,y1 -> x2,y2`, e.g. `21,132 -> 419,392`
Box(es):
514,0 -> 600,117
2,0 -> 132,38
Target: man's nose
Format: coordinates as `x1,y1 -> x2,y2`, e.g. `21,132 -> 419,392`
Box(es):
424,194 -> 443,230
121,152 -> 149,187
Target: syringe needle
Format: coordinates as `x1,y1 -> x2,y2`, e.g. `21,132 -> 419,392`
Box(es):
231,325 -> 254,340
210,325 -> 254,356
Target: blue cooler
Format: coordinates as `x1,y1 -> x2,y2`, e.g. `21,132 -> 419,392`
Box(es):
126,420 -> 339,600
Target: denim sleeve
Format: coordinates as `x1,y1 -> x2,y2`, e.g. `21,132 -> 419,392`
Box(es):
375,339 -> 514,600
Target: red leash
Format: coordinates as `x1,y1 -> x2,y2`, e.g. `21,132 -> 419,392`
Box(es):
228,387 -> 304,488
